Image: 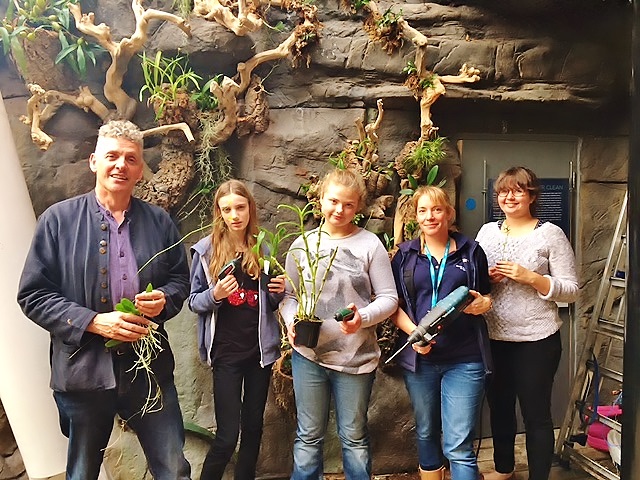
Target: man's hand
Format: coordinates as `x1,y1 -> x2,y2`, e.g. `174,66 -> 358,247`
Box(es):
87,311 -> 152,343
135,289 -> 166,317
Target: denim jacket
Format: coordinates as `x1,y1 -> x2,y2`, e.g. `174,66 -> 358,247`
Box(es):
189,236 -> 282,368
17,192 -> 190,392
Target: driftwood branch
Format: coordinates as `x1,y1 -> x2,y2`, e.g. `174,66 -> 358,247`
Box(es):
193,0 -> 263,35
20,84 -> 111,150
69,0 -> 191,120
142,123 -> 195,142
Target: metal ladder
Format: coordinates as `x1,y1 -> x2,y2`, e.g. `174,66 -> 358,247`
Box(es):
555,192 -> 627,480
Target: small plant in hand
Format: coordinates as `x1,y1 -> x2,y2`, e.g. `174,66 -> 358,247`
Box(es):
107,283 -> 164,415
252,225 -> 288,275
500,223 -> 511,261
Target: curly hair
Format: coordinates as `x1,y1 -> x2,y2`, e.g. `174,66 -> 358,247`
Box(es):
98,120 -> 144,148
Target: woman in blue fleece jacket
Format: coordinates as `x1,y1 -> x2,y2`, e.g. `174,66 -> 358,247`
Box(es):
189,180 -> 285,480
391,186 -> 492,480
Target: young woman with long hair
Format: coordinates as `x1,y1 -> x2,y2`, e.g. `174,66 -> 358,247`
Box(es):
189,179 -> 285,480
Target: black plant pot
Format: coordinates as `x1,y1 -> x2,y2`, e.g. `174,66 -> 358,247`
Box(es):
294,318 -> 323,348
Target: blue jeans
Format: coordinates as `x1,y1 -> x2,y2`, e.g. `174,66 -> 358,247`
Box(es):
53,374 -> 190,480
291,350 -> 375,480
403,358 -> 485,480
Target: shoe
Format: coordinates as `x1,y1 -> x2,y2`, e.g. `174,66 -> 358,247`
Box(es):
482,472 -> 514,480
419,465 -> 445,480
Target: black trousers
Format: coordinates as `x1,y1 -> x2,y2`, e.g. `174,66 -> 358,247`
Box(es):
200,359 -> 273,480
487,331 -> 562,480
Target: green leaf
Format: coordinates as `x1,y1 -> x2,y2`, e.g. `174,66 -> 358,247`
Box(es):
58,7 -> 70,30
426,165 -> 439,185
118,298 -> 138,314
183,421 -> 216,444
408,174 -> 418,189
55,43 -> 76,64
84,47 -> 96,66
0,27 -> 10,56
76,45 -> 86,76
9,36 -> 28,77
58,29 -> 69,49
105,339 -> 122,348
146,283 -> 153,293
399,189 -> 414,196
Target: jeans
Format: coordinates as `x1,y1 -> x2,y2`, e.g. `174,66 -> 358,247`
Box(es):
291,350 -> 375,480
403,358 -> 485,480
200,359 -> 273,480
487,331 -> 562,480
54,382 -> 190,480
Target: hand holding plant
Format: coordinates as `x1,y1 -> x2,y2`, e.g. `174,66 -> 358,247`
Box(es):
104,283 -> 159,348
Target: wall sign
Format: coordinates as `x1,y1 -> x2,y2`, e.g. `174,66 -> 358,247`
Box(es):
487,178 -> 571,238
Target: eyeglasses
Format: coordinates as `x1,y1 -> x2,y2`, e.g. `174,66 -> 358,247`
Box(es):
497,189 -> 528,198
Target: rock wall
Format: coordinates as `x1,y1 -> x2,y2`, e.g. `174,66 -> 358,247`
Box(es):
0,0 -> 631,478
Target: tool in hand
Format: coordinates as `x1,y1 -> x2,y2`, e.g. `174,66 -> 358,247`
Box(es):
334,308 -> 355,322
385,286 -> 474,364
217,256 -> 242,280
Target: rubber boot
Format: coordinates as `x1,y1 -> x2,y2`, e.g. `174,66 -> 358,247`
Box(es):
419,466 -> 445,480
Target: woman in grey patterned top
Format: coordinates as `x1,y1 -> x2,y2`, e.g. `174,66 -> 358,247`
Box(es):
476,167 -> 578,480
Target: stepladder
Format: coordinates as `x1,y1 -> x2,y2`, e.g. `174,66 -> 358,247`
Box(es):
555,192 -> 627,480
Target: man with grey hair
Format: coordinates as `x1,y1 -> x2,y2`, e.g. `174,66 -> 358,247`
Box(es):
18,120 -> 191,480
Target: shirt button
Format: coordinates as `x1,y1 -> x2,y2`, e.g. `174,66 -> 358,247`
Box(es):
67,319 -> 72,325
100,248 -> 107,254
101,224 -> 108,231
120,251 -> 125,257
122,274 -> 128,281
101,282 -> 108,289
100,297 -> 108,304
100,240 -> 107,247
100,267 -> 107,274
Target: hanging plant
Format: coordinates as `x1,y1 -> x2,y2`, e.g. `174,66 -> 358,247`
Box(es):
0,0 -> 103,85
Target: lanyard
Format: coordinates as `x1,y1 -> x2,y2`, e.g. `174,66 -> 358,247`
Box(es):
424,238 -> 450,309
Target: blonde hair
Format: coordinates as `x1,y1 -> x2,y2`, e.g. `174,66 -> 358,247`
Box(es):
412,185 -> 456,228
209,180 -> 261,280
318,168 -> 367,211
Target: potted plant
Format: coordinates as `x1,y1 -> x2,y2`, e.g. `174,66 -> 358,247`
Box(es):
255,202 -> 337,348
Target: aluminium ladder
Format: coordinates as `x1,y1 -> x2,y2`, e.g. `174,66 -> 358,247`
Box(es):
555,192 -> 627,480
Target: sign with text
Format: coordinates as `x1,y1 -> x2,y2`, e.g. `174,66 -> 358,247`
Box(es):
487,178 -> 571,238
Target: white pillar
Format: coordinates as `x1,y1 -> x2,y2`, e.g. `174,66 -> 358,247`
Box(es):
0,92 -> 67,478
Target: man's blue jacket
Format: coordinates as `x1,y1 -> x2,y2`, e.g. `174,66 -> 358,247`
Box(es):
17,192 -> 189,392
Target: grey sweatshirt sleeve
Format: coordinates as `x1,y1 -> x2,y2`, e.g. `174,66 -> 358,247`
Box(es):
358,240 -> 399,327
